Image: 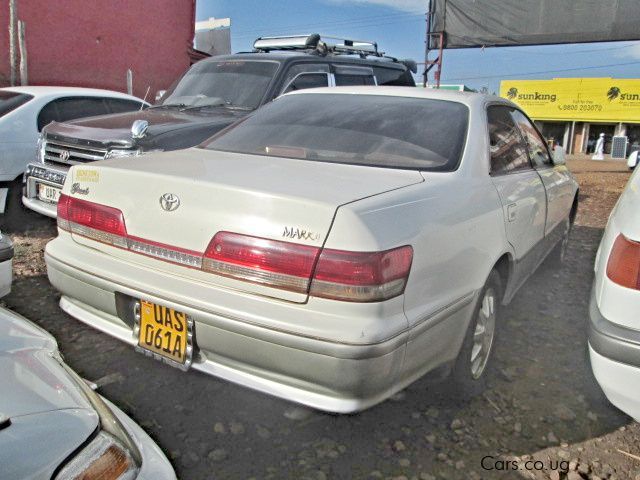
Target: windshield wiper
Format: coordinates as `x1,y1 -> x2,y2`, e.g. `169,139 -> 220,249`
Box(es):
180,102 -> 252,112
147,103 -> 188,110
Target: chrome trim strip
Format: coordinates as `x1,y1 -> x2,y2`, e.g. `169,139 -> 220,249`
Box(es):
45,140 -> 108,153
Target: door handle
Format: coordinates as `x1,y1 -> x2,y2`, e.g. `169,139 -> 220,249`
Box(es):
507,203 -> 517,222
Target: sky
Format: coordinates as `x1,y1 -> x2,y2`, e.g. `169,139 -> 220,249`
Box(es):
195,0 -> 640,94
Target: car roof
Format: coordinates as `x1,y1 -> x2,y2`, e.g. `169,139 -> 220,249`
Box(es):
202,52 -> 408,69
283,85 -> 512,109
0,85 -> 145,102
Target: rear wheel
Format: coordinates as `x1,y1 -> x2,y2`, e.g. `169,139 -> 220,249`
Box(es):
451,270 -> 501,395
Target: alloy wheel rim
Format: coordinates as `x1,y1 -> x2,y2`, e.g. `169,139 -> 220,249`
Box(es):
470,287 -> 496,380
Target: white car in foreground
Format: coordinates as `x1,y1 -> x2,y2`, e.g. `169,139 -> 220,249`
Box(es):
0,307 -> 175,480
589,167 -> 640,421
45,87 -> 578,412
0,86 -> 146,228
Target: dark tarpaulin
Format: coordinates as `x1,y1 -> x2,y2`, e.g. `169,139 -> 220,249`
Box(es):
430,0 -> 640,49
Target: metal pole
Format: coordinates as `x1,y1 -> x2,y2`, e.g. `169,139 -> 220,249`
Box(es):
423,0 -> 431,87
126,69 -> 133,95
18,20 -> 27,86
9,0 -> 17,86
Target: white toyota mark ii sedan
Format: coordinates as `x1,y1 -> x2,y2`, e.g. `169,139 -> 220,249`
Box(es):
44,87 -> 579,413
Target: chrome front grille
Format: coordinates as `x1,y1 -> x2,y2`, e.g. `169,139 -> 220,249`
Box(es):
43,140 -> 108,167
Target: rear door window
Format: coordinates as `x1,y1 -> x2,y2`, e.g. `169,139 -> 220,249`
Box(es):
333,66 -> 376,86
37,97 -> 110,131
0,91 -> 33,118
106,98 -> 145,114
487,105 -> 532,174
373,66 -> 415,86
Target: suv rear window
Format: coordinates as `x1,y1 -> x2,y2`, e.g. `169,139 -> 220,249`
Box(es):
0,91 -> 33,118
204,93 -> 468,171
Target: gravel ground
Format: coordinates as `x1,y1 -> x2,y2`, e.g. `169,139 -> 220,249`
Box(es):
3,158 -> 639,480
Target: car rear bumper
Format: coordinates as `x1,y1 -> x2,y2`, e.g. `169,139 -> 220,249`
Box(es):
45,238 -> 418,413
589,345 -> 640,422
588,287 -> 640,369
588,286 -> 640,421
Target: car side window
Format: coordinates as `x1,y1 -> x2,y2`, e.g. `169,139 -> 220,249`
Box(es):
487,105 -> 531,175
106,98 -> 145,114
510,109 -> 553,168
373,66 -> 414,86
280,64 -> 330,95
37,97 -> 110,131
333,65 -> 376,86
282,73 -> 329,94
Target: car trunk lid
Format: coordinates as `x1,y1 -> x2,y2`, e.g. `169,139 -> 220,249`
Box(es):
64,148 -> 423,302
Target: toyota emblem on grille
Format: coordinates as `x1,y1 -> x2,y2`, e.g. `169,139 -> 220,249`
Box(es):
159,193 -> 180,212
59,150 -> 70,161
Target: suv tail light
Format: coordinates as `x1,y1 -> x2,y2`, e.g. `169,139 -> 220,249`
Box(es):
58,197 -> 413,302
606,234 -> 640,290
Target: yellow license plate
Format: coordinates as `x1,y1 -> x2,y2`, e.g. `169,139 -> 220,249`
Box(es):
137,300 -> 189,365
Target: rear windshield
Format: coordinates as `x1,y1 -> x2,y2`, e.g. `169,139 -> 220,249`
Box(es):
203,93 -> 469,171
0,91 -> 33,118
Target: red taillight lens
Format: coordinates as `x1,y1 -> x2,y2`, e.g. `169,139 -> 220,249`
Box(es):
310,246 -> 413,302
57,194 -> 128,248
57,193 -> 72,231
203,232 -> 321,293
202,233 -> 413,301
606,234 -> 640,290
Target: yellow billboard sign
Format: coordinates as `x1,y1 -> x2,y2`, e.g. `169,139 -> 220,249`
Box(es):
500,78 -> 640,123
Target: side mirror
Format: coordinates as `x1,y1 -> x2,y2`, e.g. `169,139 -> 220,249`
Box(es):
552,146 -> 566,166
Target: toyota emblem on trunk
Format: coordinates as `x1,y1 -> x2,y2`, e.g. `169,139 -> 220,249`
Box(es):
159,193 -> 180,212
59,150 -> 70,161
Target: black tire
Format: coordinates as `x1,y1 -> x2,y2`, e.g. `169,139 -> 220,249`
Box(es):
1,178 -> 27,232
450,270 -> 502,396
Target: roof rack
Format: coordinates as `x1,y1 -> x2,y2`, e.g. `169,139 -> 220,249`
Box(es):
253,33 -> 383,58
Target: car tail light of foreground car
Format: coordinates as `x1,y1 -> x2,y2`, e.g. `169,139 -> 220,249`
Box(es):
606,233 -> 640,291
57,194 -> 413,302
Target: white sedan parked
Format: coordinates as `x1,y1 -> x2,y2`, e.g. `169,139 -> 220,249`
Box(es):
0,86 -> 147,228
589,167 -> 640,421
45,87 -> 579,412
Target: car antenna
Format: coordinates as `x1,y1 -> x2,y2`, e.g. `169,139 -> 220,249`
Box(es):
140,86 -> 150,109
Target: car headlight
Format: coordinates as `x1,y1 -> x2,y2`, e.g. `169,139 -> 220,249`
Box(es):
104,149 -> 141,160
55,431 -> 138,480
37,134 -> 47,163
56,362 -> 141,479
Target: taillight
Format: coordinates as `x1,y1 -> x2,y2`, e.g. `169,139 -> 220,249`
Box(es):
57,193 -> 128,248
58,198 -> 413,301
204,232 -> 412,301
57,193 -> 72,231
606,234 -> 640,290
203,232 -> 320,293
310,246 -> 413,302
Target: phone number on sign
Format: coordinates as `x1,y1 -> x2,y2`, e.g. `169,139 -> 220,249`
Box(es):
558,104 -> 603,111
